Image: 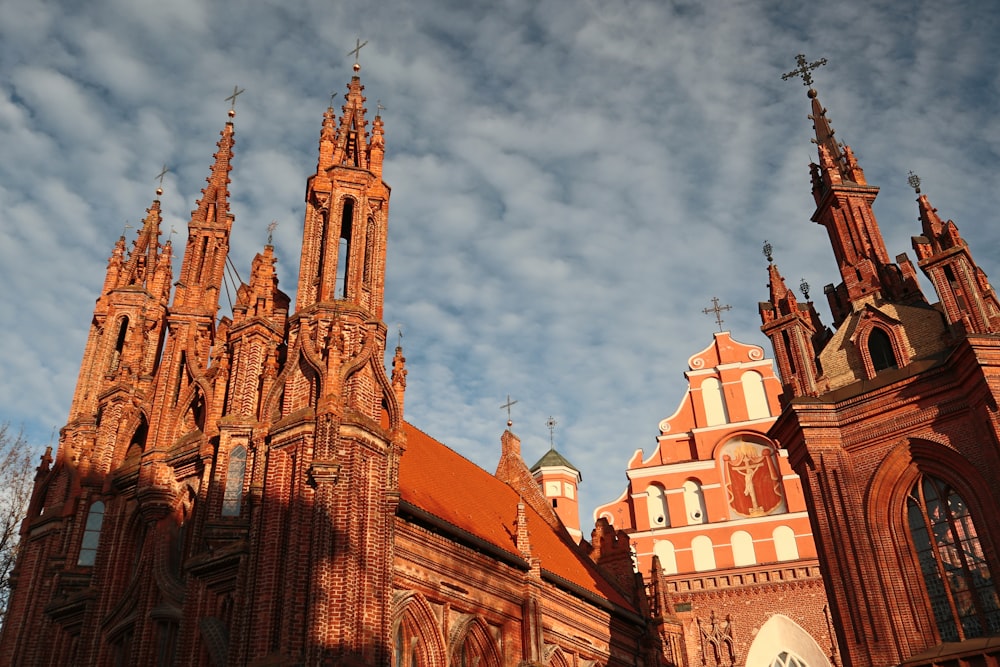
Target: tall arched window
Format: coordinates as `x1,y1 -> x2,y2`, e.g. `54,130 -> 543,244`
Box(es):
692,535 -> 716,572
337,199 -> 354,298
731,530 -> 756,567
773,525 -> 799,561
683,479 -> 708,525
222,445 -> 247,517
645,484 -> 670,528
907,475 -> 1000,640
109,316 -> 129,373
78,501 -> 105,566
741,371 -> 770,420
702,377 -> 729,426
867,327 -> 898,372
654,540 -> 678,575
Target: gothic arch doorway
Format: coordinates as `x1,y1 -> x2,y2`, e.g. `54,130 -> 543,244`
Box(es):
744,615 -> 832,667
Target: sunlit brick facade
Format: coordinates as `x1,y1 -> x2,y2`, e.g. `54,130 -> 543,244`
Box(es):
0,70 -> 683,667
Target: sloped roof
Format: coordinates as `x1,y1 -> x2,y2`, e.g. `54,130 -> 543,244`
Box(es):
398,422 -> 635,612
529,447 -> 579,473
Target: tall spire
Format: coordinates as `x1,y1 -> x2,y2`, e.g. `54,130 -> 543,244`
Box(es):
173,119 -> 235,315
781,55 -> 924,323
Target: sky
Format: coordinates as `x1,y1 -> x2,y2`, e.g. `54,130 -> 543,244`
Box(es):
1,0 -> 998,523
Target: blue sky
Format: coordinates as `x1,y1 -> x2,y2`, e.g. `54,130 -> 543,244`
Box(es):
1,0 -> 998,521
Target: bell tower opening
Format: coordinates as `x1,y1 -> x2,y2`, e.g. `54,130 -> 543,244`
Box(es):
337,198 -> 354,299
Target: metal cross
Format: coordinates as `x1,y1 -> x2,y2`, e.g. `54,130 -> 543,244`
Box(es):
267,221 -> 278,244
702,296 -> 733,332
168,226 -> 179,243
122,221 -> 133,238
500,394 -> 518,427
226,86 -> 245,111
782,54 -> 827,87
376,99 -> 385,116
397,325 -> 403,349
348,38 -> 368,65
155,165 -> 170,186
545,416 -> 557,449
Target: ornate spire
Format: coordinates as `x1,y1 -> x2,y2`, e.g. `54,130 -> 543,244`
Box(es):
190,121 -> 235,230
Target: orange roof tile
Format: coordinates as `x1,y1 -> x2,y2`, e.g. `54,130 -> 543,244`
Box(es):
399,422 -> 637,612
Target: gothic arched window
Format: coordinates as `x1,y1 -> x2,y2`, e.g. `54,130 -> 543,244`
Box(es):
221,445 -> 247,517
78,501 -> 105,566
907,475 -> 1000,640
771,651 -> 808,667
867,327 -> 898,372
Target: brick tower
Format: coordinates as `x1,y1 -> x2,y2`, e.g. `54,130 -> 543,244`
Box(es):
760,56 -> 1000,666
0,63 -> 403,666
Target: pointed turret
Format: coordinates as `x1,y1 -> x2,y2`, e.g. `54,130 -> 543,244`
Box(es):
759,256 -> 827,399
296,69 -> 390,314
530,445 -> 583,541
173,120 -> 235,316
780,58 -> 927,325
911,184 -> 1000,335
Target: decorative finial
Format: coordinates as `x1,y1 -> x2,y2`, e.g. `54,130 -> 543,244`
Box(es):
168,225 -> 178,243
500,394 -> 518,428
348,37 -> 368,72
396,325 -> 404,349
267,220 -> 278,245
702,297 -> 733,332
225,85 -> 245,118
799,278 -> 811,301
782,54 -> 827,94
762,240 -> 773,263
154,165 -> 170,197
545,416 -> 557,450
907,171 -> 922,195
376,99 -> 385,117
122,221 -> 133,239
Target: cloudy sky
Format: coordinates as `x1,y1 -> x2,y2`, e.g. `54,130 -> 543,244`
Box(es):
1,0 -> 998,521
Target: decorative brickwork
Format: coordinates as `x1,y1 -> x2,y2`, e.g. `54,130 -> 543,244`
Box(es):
0,70 -> 682,667
761,72 -> 1000,666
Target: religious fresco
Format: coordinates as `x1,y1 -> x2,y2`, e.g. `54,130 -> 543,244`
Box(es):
720,438 -> 786,518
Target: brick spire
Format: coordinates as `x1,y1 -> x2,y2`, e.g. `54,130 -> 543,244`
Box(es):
794,79 -> 926,325
912,190 -> 1000,334
173,120 -> 235,315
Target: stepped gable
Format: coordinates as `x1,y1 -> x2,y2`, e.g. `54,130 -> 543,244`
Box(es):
398,421 -> 636,611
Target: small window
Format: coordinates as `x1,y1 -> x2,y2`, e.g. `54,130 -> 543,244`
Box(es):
78,501 -> 105,566
868,327 -> 898,372
221,446 -> 247,517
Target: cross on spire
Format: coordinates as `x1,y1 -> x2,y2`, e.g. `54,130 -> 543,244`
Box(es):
545,416 -> 557,450
348,37 -> 368,71
500,394 -> 518,428
154,165 -> 170,196
376,99 -> 385,117
267,220 -> 278,245
703,296 -> 732,332
782,53 -> 827,88
225,85 -> 245,115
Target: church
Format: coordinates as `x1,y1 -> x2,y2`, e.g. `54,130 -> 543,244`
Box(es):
1,53 -> 1000,667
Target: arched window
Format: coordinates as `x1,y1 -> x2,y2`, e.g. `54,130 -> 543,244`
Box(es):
222,445 -> 247,517
683,480 -> 708,525
867,327 -> 898,372
337,199 -> 354,298
654,540 -> 678,575
692,535 -> 716,572
773,525 -> 799,561
741,371 -> 770,420
907,475 -> 1000,640
731,530 -> 756,566
109,317 -> 129,373
451,618 -> 502,667
771,651 -> 808,667
702,377 -> 729,426
78,501 -> 105,566
646,484 -> 670,528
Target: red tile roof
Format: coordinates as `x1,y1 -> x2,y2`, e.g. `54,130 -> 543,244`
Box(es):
398,422 -> 637,612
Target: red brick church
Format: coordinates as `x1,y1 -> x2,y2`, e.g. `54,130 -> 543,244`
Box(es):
0,67 -> 685,666
4,54 -> 1000,667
